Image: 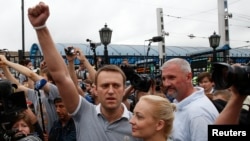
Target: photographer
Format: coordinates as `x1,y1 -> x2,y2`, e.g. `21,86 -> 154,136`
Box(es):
10,108 -> 43,141
0,55 -> 60,134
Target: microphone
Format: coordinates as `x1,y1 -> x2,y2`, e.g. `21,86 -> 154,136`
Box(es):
146,36 -> 164,42
90,42 -> 101,47
35,79 -> 47,90
86,39 -> 92,42
87,38 -> 101,48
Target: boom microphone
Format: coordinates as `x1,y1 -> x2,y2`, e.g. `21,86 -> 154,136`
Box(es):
86,39 -> 92,42
146,36 -> 164,42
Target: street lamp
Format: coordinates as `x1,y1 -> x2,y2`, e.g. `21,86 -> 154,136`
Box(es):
209,32 -> 221,62
99,23 -> 112,64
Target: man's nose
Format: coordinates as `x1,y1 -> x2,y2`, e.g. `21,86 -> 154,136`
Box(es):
107,85 -> 115,93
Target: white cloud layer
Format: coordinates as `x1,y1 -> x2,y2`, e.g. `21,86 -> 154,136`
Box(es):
1,0 -> 250,51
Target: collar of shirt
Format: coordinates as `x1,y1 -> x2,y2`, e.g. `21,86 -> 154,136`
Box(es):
176,86 -> 205,110
95,103 -> 131,120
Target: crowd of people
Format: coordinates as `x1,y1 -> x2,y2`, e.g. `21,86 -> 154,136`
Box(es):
0,2 -> 249,141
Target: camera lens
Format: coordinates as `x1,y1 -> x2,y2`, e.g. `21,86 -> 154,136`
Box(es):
212,62 -> 234,90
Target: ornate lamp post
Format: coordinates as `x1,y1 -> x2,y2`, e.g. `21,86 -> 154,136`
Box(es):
99,23 -> 112,64
209,32 -> 221,62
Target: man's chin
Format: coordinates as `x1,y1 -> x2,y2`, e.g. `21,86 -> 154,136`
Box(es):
167,91 -> 177,98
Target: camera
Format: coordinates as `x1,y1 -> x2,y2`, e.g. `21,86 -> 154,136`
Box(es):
0,79 -> 27,141
130,73 -> 152,92
78,81 -> 86,90
64,46 -> 75,56
212,62 -> 250,95
120,65 -> 152,92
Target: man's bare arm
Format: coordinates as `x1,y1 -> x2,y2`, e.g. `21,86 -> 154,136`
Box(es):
28,2 -> 79,113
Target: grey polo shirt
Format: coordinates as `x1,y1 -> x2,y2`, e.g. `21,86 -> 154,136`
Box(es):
71,96 -> 142,141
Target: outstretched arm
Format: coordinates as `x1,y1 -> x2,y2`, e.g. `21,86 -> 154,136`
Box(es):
66,48 -> 84,96
0,65 -> 29,95
0,55 -> 50,93
76,48 -> 96,82
28,2 -> 79,113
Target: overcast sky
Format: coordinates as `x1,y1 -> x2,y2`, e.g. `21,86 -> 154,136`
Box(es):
1,0 -> 249,51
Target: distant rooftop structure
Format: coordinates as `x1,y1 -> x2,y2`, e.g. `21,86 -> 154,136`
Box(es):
29,43 -> 210,57
28,43 -> 250,67
29,43 -> 250,57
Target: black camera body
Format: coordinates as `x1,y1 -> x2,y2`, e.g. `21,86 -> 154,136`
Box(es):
120,65 -> 152,92
130,73 -> 152,92
64,46 -> 75,56
212,62 -> 250,95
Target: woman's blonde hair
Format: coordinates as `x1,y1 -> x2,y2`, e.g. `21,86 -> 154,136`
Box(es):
140,95 -> 175,139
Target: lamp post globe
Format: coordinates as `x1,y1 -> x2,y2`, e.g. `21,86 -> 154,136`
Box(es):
99,23 -> 112,64
209,32 -> 220,62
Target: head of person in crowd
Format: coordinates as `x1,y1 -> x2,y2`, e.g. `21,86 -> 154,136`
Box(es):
19,59 -> 33,70
83,79 -> 93,94
129,95 -> 175,141
11,112 -> 34,135
77,62 -> 87,71
121,58 -> 130,67
54,97 -> 71,122
96,56 -> 103,69
161,58 -> 194,102
18,59 -> 34,85
11,112 -> 35,139
81,79 -> 95,104
76,62 -> 89,80
94,64 -> 126,112
89,83 -> 99,105
197,72 -> 215,95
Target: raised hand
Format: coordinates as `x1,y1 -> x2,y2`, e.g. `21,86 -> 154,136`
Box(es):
28,2 -> 49,27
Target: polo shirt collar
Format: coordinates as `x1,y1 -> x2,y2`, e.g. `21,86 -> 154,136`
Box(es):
95,103 -> 130,119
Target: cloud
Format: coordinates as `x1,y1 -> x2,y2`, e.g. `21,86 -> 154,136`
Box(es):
1,0 -> 250,52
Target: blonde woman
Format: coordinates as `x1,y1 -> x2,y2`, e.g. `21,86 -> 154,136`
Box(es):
130,95 -> 175,141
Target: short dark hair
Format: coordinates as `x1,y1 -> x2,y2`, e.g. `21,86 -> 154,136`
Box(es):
94,65 -> 126,86
54,97 -> 62,104
197,72 -> 213,83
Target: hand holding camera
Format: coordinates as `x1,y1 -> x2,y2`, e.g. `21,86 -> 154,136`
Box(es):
64,46 -> 76,56
212,62 -> 250,95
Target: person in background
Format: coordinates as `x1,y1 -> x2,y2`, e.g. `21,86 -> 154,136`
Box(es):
96,56 -> 103,70
18,59 -> 34,88
197,71 -> 215,100
48,97 -> 76,141
11,109 -> 42,141
161,58 -> 219,141
129,95 -> 175,141
212,89 -> 232,113
89,83 -> 100,105
75,62 -> 89,80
